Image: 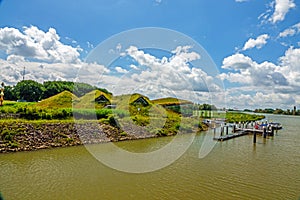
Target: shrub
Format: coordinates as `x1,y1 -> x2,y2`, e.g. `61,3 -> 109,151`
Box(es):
108,115 -> 118,127
1,129 -> 14,142
131,115 -> 149,126
120,132 -> 127,137
155,129 -> 167,136
8,141 -> 19,148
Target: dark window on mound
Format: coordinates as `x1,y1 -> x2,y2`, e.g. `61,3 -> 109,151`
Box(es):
133,97 -> 149,106
95,95 -> 109,104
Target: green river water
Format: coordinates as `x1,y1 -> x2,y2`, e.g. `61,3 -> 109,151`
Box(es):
0,114 -> 299,199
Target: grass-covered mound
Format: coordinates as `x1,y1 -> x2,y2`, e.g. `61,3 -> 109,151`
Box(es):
0,92 -> 76,120
110,94 -> 206,136
36,91 -> 79,109
152,97 -> 193,106
152,97 -> 194,116
74,90 -> 112,109
112,93 -> 151,109
111,93 -> 156,126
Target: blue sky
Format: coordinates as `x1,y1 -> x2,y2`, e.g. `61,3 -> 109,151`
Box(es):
0,0 -> 300,109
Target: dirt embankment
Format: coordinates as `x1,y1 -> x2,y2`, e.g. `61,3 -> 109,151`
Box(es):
0,119 -> 208,153
0,121 -> 159,153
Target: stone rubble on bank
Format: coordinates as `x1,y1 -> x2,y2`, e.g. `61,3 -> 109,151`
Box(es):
0,122 -> 158,153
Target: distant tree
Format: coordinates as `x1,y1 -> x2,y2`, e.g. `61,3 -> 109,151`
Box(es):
42,81 -> 72,99
73,82 -> 112,97
199,104 -> 216,110
2,80 -> 111,101
264,108 -> 274,113
42,81 -> 111,98
14,80 -> 45,102
73,82 -> 97,97
274,108 -> 284,114
3,85 -> 17,100
211,105 -> 217,110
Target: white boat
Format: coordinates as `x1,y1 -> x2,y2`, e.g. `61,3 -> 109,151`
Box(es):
268,122 -> 283,130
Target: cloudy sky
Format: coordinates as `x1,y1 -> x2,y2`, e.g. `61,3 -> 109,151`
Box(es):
0,0 -> 299,109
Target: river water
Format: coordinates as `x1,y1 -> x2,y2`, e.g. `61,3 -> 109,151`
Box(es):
0,114 -> 299,200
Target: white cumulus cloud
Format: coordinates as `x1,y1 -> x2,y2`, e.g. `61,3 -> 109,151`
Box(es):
279,22 -> 300,37
115,66 -> 128,73
0,26 -> 81,63
242,34 -> 269,51
279,47 -> 300,87
222,53 -> 254,70
0,57 -> 110,86
219,47 -> 300,99
220,52 -> 290,88
220,46 -> 300,105
106,45 -> 224,104
225,91 -> 296,109
130,64 -> 139,70
270,0 -> 296,24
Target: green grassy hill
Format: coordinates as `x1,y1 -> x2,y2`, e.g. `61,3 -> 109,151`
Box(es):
74,90 -> 112,109
152,97 -> 193,106
36,91 -> 79,109
112,93 -> 152,109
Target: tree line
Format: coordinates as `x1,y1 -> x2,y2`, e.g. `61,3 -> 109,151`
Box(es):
254,108 -> 300,115
3,80 -> 111,102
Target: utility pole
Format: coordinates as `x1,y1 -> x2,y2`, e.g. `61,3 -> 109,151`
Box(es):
22,66 -> 25,81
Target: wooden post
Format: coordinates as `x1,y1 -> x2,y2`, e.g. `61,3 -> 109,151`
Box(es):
226,125 -> 229,135
253,131 -> 257,143
270,126 -> 274,136
263,127 -> 267,138
220,124 -> 224,136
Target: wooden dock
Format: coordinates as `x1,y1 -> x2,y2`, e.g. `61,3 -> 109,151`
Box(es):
213,131 -> 249,141
235,128 -> 264,134
213,122 -> 277,142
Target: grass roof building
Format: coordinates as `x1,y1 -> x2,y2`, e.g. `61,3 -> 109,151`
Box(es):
74,90 -> 112,109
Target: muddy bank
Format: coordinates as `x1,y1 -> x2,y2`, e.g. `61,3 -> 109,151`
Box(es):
0,121 -> 160,153
0,119 -> 208,153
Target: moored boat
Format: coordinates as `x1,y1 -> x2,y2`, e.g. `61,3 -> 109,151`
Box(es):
268,122 -> 283,130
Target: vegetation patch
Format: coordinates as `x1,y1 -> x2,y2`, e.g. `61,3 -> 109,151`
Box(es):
225,112 -> 265,123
